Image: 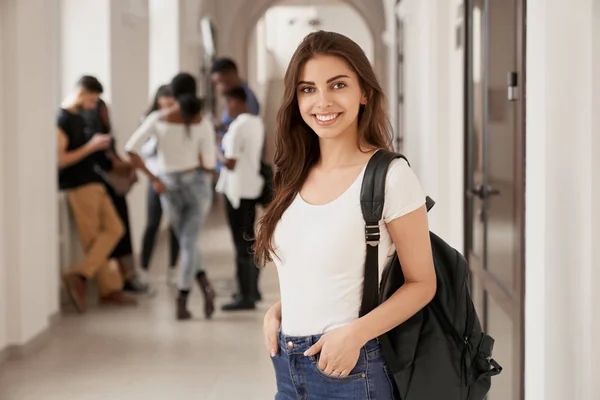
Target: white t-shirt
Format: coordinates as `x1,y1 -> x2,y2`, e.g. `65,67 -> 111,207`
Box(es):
273,157 -> 426,336
125,110 -> 217,174
215,113 -> 265,209
137,136 -> 159,176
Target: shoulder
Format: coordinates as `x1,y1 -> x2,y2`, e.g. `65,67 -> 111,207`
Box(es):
227,116 -> 242,132
239,114 -> 264,130
57,108 -> 69,122
57,108 -> 78,127
146,109 -> 163,121
141,110 -> 164,126
197,117 -> 216,134
383,156 -> 426,223
386,157 -> 414,182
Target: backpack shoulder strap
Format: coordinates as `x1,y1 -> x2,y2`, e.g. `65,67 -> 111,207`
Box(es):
359,149 -> 436,317
359,150 -> 405,317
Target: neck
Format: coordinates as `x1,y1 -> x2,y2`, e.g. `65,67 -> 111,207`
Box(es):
317,123 -> 368,170
231,106 -> 249,119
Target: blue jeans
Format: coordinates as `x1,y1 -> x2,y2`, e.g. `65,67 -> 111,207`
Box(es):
272,331 -> 398,400
159,170 -> 212,290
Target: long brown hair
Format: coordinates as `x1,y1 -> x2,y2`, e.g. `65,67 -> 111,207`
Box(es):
254,30 -> 392,266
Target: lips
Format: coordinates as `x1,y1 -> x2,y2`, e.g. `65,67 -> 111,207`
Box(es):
312,112 -> 341,126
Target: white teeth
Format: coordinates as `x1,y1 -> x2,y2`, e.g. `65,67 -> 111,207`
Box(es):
316,114 -> 338,122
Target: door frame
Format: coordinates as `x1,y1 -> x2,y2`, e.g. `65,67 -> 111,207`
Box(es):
463,0 -> 526,398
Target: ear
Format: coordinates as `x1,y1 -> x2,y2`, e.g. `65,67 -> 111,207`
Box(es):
360,92 -> 368,106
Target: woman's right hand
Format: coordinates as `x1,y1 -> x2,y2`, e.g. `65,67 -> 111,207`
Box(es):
264,305 -> 281,357
152,179 -> 167,194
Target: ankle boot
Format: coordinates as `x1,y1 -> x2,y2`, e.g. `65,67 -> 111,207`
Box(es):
196,272 -> 215,319
177,291 -> 192,321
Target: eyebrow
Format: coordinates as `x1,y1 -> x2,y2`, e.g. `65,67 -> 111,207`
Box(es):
297,74 -> 350,86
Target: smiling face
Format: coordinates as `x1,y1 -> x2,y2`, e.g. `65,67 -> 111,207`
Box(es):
296,54 -> 367,141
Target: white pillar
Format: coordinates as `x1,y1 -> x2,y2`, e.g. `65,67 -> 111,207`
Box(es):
592,2 -> 600,399
526,0 -> 596,398
179,0 -> 204,82
395,0 -> 464,250
60,0 -> 112,100
149,0 -> 180,96
0,0 -> 61,351
149,0 -> 205,97
61,0 -> 150,252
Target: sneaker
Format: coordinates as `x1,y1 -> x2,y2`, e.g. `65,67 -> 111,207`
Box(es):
221,299 -> 256,312
123,278 -> 150,294
100,291 -> 138,306
137,268 -> 149,284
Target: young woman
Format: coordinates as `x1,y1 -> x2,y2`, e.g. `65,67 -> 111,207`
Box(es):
125,73 -> 217,320
255,31 -> 437,399
137,85 -> 181,284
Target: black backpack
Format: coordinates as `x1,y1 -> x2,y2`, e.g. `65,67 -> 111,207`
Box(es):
359,150 -> 502,400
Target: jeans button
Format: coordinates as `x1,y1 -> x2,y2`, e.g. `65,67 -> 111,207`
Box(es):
286,341 -> 294,350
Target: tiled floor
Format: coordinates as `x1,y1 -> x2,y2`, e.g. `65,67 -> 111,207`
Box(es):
0,196 -> 279,400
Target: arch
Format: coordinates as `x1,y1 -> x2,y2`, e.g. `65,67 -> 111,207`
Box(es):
218,0 -> 387,86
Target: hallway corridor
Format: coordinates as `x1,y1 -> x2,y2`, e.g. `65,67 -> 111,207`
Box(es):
0,197 -> 278,400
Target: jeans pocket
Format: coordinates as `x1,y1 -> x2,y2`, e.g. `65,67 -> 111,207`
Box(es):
312,352 -> 367,383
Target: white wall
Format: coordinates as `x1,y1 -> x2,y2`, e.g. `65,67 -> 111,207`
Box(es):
0,0 -> 7,355
592,1 -> 600,397
395,0 -> 464,250
179,0 -> 204,81
61,0 -> 111,100
445,0 -> 465,253
526,0 -> 597,398
0,0 -> 60,352
149,0 -> 180,96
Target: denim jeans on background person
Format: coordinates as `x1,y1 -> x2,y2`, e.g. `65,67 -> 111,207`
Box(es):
272,330 -> 398,400
141,180 -> 180,270
159,169 -> 212,290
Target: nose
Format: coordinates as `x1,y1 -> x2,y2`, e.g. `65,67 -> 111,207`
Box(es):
315,90 -> 333,109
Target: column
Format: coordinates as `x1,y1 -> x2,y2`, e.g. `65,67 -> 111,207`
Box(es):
591,1 -> 600,399
526,0 -> 595,398
0,0 -> 61,350
149,0 -> 180,96
149,0 -> 205,96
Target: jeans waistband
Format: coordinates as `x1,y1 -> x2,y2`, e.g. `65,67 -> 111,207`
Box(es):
160,169 -> 204,187
278,330 -> 379,355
